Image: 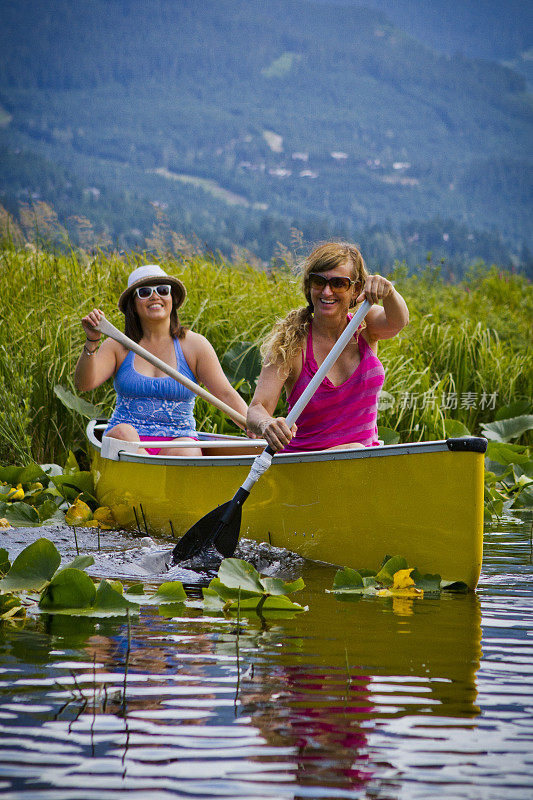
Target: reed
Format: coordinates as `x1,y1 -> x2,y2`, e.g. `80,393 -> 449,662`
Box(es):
0,241 -> 531,465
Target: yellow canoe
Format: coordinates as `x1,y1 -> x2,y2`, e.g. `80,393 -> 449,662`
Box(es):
87,421 -> 487,588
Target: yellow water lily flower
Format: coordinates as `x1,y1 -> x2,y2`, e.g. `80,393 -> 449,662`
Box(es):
7,484 -> 24,501
0,518 -> 12,529
65,497 -> 93,526
392,568 -> 416,590
93,506 -> 116,529
391,568 -> 423,597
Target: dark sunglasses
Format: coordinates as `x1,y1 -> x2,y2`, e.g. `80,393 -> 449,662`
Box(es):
309,273 -> 355,293
135,284 -> 172,300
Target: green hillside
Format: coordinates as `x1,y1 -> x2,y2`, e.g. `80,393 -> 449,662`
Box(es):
0,0 -> 531,270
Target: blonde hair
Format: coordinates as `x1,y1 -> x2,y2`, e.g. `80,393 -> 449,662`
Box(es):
261,242 -> 369,371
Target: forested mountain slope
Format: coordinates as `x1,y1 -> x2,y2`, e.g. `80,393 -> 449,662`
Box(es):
1,0 -> 531,269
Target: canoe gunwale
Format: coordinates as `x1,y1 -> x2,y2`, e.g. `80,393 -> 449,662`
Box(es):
87,420 -> 487,468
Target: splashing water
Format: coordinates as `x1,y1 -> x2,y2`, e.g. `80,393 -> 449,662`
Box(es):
2,522 -> 306,586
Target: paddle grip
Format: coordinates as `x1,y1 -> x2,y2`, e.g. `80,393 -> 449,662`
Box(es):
242,448 -> 274,492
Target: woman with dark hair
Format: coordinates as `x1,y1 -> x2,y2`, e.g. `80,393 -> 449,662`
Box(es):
246,242 -> 409,452
75,264 -> 248,456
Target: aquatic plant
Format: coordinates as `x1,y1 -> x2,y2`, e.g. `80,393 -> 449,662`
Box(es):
0,539 -> 306,622
457,405 -> 533,517
0,244 -> 531,465
0,451 -> 113,529
328,554 -> 468,599
202,557 -> 307,616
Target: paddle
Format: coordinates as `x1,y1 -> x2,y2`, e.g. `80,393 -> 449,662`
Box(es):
94,315 -> 247,428
171,299 -> 372,564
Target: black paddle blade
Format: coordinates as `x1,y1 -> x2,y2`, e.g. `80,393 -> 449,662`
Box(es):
171,502 -> 232,563
171,487 -> 249,565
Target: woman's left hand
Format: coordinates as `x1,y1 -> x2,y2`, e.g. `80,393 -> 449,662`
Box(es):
356,275 -> 395,305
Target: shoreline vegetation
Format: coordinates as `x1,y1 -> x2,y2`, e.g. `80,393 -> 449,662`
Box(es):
0,232 -> 531,523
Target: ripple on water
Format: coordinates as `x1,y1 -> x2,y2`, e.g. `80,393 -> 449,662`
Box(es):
0,514 -> 531,799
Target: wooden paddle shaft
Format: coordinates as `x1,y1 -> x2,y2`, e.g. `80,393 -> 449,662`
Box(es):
94,316 -> 247,428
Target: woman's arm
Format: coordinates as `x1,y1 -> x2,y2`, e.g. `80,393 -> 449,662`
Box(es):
247,361 -> 297,451
356,275 -> 409,342
187,332 -> 249,426
74,308 -> 119,391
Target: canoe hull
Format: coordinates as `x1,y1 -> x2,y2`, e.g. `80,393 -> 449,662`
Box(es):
88,422 -> 485,588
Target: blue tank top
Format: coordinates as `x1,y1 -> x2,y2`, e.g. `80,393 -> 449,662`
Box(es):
105,337 -> 198,437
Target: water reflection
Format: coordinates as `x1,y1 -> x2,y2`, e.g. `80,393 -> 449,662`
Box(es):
0,517 -> 531,799
221,571 -> 482,796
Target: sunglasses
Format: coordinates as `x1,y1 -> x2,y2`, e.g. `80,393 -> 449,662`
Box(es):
309,273 -> 355,293
135,284 -> 172,300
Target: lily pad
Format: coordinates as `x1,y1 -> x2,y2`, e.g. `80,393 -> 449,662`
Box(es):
155,581 -> 188,602
51,472 -> 94,502
260,576 -> 305,596
63,450 -> 80,474
94,580 -> 139,614
486,441 -> 530,467
410,568 -> 441,592
54,384 -> 101,420
440,580 -> 468,592
495,401 -> 532,421
481,415 -> 533,443
201,587 -> 227,611
378,426 -> 401,445
39,568 -> 97,610
0,464 -> 46,486
130,580 -> 187,606
0,538 -> 61,591
62,555 -> 95,572
514,484 -> 533,508
444,419 -> 471,437
38,499 -> 65,525
330,567 -> 365,593
222,342 -> 262,386
227,594 -> 307,616
125,582 -> 145,595
207,577 -> 260,602
376,555 -> 408,586
217,558 -> 265,593
0,549 -> 10,576
0,501 -> 40,527
40,464 -> 64,478
0,593 -> 25,620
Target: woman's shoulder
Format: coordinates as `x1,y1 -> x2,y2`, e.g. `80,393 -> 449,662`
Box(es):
102,337 -> 129,368
180,329 -> 211,352
179,329 -> 216,369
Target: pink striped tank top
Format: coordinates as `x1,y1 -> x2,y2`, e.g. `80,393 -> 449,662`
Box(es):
283,316 -> 385,452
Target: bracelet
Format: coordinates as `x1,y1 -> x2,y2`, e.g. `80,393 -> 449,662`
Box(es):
83,344 -> 98,356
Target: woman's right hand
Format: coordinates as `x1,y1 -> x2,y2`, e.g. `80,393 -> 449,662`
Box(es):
81,308 -> 103,341
258,417 -> 297,452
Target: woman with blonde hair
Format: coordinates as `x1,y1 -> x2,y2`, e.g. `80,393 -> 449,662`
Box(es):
247,242 -> 409,452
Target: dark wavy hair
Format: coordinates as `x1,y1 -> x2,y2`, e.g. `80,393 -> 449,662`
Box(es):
124,286 -> 187,342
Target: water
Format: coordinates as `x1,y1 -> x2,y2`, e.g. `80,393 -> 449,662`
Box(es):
0,513 -> 531,799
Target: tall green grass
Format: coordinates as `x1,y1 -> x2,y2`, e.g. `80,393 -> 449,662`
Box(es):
0,242 -> 531,465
